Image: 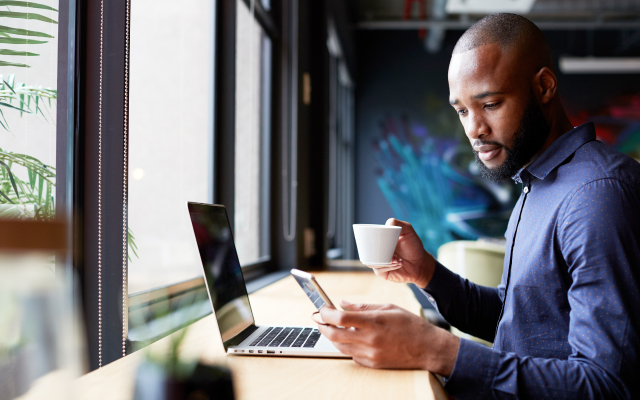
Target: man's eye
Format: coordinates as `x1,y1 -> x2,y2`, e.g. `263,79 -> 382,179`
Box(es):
457,109 -> 467,116
485,103 -> 499,109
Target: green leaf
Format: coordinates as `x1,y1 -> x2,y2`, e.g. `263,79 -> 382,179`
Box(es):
0,11 -> 58,24
0,101 -> 29,111
0,37 -> 47,44
2,78 -> 15,92
0,60 -> 30,67
0,1 -> 59,12
0,49 -> 39,56
0,188 -> 13,203
44,180 -> 51,209
0,159 -> 19,198
0,108 -> 9,131
28,167 -> 35,188
0,25 -> 54,38
37,172 -> 43,203
128,228 -> 140,261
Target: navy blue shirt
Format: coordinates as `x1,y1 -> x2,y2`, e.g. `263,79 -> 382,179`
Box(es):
424,123 -> 640,399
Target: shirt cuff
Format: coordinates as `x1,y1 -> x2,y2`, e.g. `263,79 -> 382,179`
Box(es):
422,260 -> 461,312
444,338 -> 500,400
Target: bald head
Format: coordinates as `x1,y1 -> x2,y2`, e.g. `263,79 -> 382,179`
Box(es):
454,13 -> 554,73
447,14 -> 574,182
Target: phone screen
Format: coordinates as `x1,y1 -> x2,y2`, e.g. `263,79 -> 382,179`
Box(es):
291,269 -> 334,311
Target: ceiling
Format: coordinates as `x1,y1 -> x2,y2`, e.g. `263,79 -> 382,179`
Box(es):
354,0 -> 640,54
356,0 -> 640,24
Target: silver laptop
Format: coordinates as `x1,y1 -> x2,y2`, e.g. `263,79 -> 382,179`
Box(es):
187,202 -> 348,358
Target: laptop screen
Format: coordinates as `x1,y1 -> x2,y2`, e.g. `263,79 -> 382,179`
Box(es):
187,202 -> 255,343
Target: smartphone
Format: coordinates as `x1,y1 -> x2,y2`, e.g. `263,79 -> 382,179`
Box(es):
290,269 -> 336,311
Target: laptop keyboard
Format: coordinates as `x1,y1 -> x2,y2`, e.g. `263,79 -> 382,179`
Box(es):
247,327 -> 320,348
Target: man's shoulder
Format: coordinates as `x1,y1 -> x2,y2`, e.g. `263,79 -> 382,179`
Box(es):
557,140 -> 640,191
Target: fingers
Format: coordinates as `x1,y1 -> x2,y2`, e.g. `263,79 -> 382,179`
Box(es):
319,306 -> 370,328
363,256 -> 403,273
317,324 -> 361,344
369,264 -> 402,273
372,268 -> 388,279
329,341 -> 372,360
339,300 -> 395,312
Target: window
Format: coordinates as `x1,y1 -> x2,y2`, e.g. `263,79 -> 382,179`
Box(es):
127,0 -> 215,294
326,21 -> 356,260
234,0 -> 272,267
0,1 -> 58,224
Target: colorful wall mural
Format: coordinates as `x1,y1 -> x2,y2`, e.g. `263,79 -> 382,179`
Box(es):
373,114 -> 518,254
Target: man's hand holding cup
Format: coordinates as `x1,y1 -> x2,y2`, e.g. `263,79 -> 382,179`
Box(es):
354,218 -> 436,288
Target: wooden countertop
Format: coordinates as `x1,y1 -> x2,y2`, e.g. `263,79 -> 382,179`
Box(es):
33,272 -> 448,400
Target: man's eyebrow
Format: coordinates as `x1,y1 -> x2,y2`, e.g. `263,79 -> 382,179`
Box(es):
449,91 -> 503,105
472,91 -> 503,100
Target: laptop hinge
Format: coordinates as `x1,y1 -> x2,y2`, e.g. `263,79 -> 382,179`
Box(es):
224,325 -> 259,350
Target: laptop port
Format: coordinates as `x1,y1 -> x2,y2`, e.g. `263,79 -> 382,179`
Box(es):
258,350 -> 263,353
267,350 -> 275,354
248,350 -> 254,353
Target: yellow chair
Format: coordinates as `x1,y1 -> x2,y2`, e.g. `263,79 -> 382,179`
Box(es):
436,240 -> 506,347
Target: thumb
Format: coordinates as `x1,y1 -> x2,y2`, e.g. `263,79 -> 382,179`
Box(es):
340,300 -> 390,312
385,218 -> 415,236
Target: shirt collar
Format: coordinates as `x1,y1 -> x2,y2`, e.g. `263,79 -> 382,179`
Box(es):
513,122 -> 596,182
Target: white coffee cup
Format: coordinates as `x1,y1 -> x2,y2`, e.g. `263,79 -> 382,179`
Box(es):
353,224 -> 402,266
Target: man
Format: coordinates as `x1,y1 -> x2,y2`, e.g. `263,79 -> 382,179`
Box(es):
318,13 -> 640,399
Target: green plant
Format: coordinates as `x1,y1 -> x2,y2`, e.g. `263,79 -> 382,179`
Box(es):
128,227 -> 139,262
0,1 -> 142,259
0,148 -> 54,220
0,1 -> 58,127
0,74 -> 56,130
0,1 -> 58,68
0,1 -> 58,219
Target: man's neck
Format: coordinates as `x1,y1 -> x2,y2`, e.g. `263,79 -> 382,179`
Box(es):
525,106 -> 574,168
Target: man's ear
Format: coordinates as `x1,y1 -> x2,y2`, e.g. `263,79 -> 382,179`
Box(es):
534,67 -> 558,104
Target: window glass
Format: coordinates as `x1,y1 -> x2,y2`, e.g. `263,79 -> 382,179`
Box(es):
327,56 -> 355,260
234,0 -> 271,266
0,1 -> 58,224
128,0 -> 215,294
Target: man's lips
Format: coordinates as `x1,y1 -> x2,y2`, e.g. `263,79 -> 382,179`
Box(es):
474,144 -> 503,162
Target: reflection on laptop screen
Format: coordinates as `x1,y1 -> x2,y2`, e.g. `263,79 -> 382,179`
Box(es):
187,203 -> 255,342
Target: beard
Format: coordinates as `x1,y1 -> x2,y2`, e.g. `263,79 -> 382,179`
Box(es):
472,94 -> 551,183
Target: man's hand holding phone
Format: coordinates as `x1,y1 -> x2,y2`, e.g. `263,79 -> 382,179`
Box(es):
290,269 -> 459,376
317,300 -> 459,376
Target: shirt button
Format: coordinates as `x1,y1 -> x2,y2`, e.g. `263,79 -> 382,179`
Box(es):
523,186 -> 530,193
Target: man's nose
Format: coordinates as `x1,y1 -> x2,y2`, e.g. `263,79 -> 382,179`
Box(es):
465,112 -> 489,140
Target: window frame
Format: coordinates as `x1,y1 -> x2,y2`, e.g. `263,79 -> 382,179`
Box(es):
59,0 -> 131,370
61,0 -> 313,370
124,0 -> 286,353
